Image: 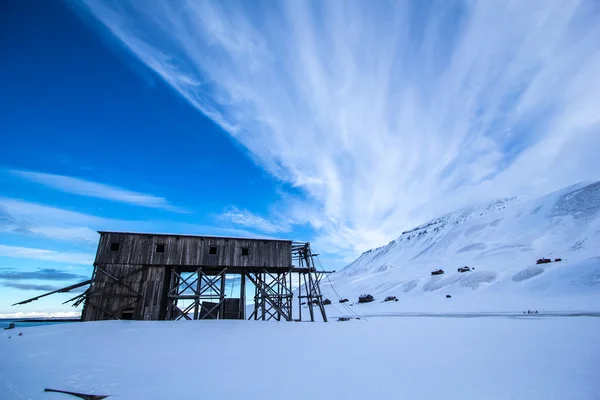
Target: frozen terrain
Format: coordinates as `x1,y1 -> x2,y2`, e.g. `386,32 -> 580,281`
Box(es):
2,182 -> 600,399
1,317 -> 599,400
321,182 -> 600,313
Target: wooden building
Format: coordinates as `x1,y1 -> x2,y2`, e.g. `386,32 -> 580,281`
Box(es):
29,232 -> 330,322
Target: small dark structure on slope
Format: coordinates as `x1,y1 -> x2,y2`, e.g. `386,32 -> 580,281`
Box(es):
457,266 -> 470,273
339,298 -> 349,303
431,269 -> 444,276
358,294 -> 374,303
536,258 -> 552,264
384,296 -> 397,302
554,258 -> 562,262
14,232 -> 332,322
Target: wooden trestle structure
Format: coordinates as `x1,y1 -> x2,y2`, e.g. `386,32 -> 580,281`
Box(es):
14,232 -> 331,322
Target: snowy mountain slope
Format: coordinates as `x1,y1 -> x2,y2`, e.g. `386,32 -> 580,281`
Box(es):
323,181 -> 600,311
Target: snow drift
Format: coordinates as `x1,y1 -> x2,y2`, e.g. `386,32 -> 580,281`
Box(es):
2,317 -> 599,399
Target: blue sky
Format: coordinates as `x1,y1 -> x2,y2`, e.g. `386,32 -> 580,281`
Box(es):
1,0 -> 599,317
0,0 -> 311,316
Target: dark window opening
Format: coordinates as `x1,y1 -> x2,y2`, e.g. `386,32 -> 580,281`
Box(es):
120,309 -> 134,320
241,247 -> 249,256
155,243 -> 165,253
209,246 -> 217,255
110,242 -> 120,252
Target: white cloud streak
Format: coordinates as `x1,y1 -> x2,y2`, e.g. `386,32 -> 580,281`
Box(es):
77,0 -> 600,255
220,207 -> 290,234
0,197 -> 285,244
1,197 -> 106,244
0,245 -> 94,265
11,170 -> 187,213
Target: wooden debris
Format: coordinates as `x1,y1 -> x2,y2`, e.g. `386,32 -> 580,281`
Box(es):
12,280 -> 91,306
44,388 -> 110,399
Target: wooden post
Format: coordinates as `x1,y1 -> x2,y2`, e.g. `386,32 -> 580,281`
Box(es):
289,272 -> 293,321
307,246 -> 328,322
194,270 -> 200,320
240,272 -> 246,320
252,273 -> 259,320
304,273 -> 315,322
278,273 -> 282,321
219,270 -> 226,319
261,272 -> 266,321
298,272 -> 302,322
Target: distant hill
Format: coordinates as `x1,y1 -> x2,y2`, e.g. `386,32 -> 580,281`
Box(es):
324,182 -> 600,311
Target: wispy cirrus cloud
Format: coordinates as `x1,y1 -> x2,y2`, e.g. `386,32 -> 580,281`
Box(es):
0,198 -> 106,244
0,197 -> 284,244
0,245 -> 94,265
219,207 -> 290,234
77,0 -> 600,255
11,170 -> 187,213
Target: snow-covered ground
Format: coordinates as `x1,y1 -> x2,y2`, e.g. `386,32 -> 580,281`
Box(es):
2,182 -> 600,399
1,317 -> 599,400
321,182 -> 600,313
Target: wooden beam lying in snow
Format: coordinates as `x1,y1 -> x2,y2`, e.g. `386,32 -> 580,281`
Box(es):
44,388 -> 109,399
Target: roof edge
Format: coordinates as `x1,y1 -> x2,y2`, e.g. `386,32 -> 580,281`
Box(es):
96,231 -> 294,242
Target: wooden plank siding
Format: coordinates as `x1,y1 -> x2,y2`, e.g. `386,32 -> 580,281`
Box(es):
82,232 -> 293,321
82,264 -> 168,322
95,232 -> 292,268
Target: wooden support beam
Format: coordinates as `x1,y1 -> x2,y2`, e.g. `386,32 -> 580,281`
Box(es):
12,280 -> 91,306
200,299 -> 225,320
240,272 -> 246,320
219,270 -> 226,319
76,265 -> 145,303
298,272 -> 302,322
194,271 -> 201,320
84,299 -> 119,320
245,272 -> 292,322
95,266 -> 144,298
165,267 -> 230,320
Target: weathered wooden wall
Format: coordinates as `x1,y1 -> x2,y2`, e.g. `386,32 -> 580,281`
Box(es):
83,232 -> 293,321
81,264 -> 169,322
95,232 -> 292,268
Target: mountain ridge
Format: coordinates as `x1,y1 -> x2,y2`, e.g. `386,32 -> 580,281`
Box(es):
324,181 -> 600,311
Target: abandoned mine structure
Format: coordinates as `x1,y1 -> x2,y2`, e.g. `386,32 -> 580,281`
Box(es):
14,231 -> 330,322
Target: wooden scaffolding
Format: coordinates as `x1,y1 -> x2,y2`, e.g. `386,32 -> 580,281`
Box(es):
14,233 -> 331,323
161,242 -> 328,322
